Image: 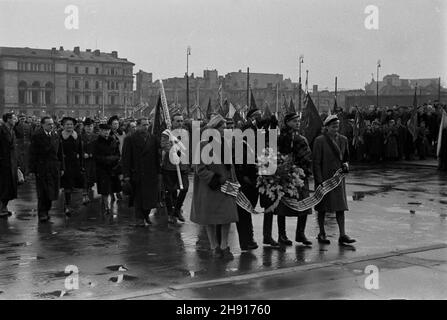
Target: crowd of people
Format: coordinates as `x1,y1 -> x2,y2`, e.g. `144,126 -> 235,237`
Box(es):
0,102 -> 446,260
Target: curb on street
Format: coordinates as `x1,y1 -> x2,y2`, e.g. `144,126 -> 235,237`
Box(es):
96,243 -> 447,300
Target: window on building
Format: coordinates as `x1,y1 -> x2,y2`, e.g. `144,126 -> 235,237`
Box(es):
75,66 -> 79,74
45,82 -> 53,105
111,96 -> 115,105
85,81 -> 89,89
75,95 -> 79,105
95,95 -> 100,105
96,67 -> 99,74
18,81 -> 27,104
75,80 -> 79,89
111,82 -> 115,90
32,81 -> 40,104
85,95 -> 89,105
85,67 -> 89,74
95,81 -> 100,89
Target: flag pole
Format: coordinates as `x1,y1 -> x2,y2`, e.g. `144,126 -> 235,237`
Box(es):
275,83 -> 279,116
247,67 -> 250,107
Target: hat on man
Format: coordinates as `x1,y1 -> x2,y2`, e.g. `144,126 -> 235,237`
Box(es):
99,123 -> 111,130
323,114 -> 339,127
206,114 -> 226,129
246,108 -> 261,119
61,116 -> 77,125
284,112 -> 300,124
83,117 -> 94,126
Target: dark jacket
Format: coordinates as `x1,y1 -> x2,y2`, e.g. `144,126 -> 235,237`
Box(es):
0,124 -> 18,201
93,135 -> 121,195
121,130 -> 160,210
29,128 -> 62,201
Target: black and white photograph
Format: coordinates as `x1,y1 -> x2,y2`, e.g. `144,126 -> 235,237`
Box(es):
0,0 -> 446,304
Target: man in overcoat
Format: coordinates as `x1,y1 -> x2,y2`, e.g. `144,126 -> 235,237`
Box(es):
121,117 -> 160,227
312,115 -> 356,245
29,116 -> 63,223
0,113 -> 19,218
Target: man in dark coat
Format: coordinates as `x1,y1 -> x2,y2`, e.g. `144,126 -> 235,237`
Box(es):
312,115 -> 356,245
122,117 -> 160,227
0,113 -> 19,218
29,116 -> 63,223
234,108 -> 261,250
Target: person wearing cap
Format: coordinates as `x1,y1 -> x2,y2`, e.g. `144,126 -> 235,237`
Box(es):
93,123 -> 121,215
80,118 -> 98,204
121,117 -> 160,227
234,108 -> 262,250
60,117 -> 84,217
190,114 -> 239,260
0,113 -> 19,218
276,112 -> 313,246
160,113 -> 189,224
29,116 -> 63,223
312,114 -> 356,245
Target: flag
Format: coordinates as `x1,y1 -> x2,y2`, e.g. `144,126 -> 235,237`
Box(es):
219,98 -> 229,117
206,97 -> 214,119
151,94 -> 163,138
408,87 -> 418,142
302,93 -> 323,147
233,110 -> 244,127
288,97 -> 295,113
263,101 -> 272,119
437,110 -> 447,157
227,102 -> 236,118
352,107 -> 364,147
250,90 -> 257,110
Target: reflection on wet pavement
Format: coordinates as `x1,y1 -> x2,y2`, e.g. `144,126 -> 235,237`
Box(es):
0,165 -> 446,299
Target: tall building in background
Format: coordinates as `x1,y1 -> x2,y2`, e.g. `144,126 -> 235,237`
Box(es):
0,46 -> 134,117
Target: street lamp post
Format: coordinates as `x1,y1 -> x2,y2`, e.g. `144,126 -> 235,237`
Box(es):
298,54 -> 304,113
186,46 -> 191,118
376,59 -> 381,109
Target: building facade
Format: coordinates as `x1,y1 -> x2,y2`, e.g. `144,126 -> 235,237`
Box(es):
0,46 -> 134,118
365,74 -> 441,96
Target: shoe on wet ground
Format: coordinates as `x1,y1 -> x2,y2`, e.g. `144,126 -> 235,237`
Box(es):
278,235 -> 293,246
263,238 -> 280,247
241,242 -> 258,251
317,233 -> 331,244
175,210 -> 186,222
221,247 -> 234,260
295,234 -> 312,246
339,235 -> 356,245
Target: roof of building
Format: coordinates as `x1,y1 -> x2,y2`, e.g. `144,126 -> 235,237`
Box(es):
0,46 -> 134,65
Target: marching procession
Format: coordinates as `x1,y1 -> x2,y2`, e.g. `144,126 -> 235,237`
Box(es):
1,90 -> 447,263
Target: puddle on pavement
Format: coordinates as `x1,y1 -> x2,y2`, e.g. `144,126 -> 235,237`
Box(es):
408,202 -> 422,205
352,186 -> 394,201
106,265 -> 128,272
440,200 -> 447,205
52,270 -> 73,278
109,274 -> 138,283
36,290 -> 69,299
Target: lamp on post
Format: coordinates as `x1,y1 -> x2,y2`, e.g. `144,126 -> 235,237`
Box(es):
298,54 -> 304,113
186,46 -> 191,118
376,59 -> 381,109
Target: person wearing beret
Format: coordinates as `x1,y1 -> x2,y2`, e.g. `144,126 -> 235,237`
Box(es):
276,113 -> 313,246
60,117 -> 84,217
190,114 -> 239,260
81,118 -> 98,204
93,124 -> 121,215
312,115 -> 356,245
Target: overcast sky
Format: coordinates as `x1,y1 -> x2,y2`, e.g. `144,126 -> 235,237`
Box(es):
0,0 -> 445,89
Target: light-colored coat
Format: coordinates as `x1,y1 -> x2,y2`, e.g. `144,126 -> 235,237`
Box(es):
190,141 -> 239,225
312,133 -> 349,212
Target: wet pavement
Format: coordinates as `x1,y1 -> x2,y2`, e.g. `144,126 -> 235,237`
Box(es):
0,164 -> 446,299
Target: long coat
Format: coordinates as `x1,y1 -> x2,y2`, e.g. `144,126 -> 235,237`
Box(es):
121,130 -> 160,210
60,131 -> 84,189
29,128 -> 62,201
81,132 -> 97,188
312,133 -> 349,213
277,128 -> 312,216
190,140 -> 239,225
93,135 -> 121,195
0,124 -> 18,201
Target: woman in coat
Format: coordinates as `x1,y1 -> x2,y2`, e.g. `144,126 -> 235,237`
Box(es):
60,117 -> 84,216
0,113 -> 18,218
312,115 -> 356,245
81,118 -> 97,204
93,124 -> 121,215
190,114 -> 239,260
384,119 -> 399,161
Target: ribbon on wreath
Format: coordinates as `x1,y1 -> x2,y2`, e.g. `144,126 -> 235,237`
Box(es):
220,169 -> 346,215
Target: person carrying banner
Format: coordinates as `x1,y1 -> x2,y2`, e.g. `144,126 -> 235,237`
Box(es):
312,115 -> 356,245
